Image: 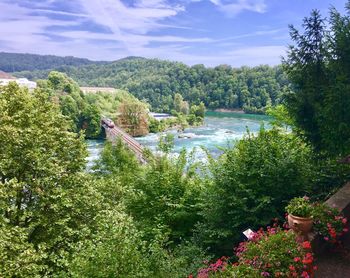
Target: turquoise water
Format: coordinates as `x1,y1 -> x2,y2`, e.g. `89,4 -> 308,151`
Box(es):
86,111 -> 271,166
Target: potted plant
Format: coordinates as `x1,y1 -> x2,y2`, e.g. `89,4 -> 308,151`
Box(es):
286,197 -> 313,238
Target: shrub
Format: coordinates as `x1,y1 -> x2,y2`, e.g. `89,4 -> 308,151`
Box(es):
198,128 -> 316,254
196,258 -> 259,278
312,203 -> 348,243
286,197 -> 313,218
236,229 -> 315,277
194,227 -> 316,278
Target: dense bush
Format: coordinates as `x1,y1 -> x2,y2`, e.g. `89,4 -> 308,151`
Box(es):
124,149 -> 203,244
196,227 -> 316,278
198,128 -> 316,254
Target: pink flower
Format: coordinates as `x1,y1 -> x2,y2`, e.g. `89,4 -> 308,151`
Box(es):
324,236 -> 329,241
343,228 -> 349,233
342,218 -> 348,224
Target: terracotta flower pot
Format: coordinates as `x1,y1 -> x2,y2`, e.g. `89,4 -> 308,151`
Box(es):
288,214 -> 313,236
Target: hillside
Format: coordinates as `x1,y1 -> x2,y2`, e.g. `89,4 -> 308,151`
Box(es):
12,54 -> 292,113
0,52 -> 108,72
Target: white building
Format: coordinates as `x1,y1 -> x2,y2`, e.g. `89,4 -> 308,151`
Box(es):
0,71 -> 36,89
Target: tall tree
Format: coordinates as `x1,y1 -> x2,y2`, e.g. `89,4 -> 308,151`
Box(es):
283,10 -> 328,151
0,83 -> 91,275
283,3 -> 350,157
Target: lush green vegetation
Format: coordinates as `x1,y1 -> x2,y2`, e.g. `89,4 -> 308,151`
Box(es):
14,57 -> 291,114
283,6 -> 350,158
2,2 -> 350,277
35,71 -> 205,138
0,52 -> 107,72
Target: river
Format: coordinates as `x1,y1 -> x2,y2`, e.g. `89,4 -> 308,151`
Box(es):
86,111 -> 271,167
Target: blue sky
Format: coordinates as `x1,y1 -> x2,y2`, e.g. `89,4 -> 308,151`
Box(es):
0,0 -> 347,66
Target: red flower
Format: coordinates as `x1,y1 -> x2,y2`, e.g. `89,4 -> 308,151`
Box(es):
294,257 -> 301,262
302,253 -> 313,265
302,241 -> 311,249
289,265 -> 296,271
301,271 -> 310,278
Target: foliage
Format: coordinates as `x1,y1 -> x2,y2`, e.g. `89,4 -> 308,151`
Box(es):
84,89 -> 139,118
125,149 -> 203,244
38,71 -> 102,138
236,229 -> 315,277
195,227 -> 316,278
0,51 -> 106,72
93,139 -> 140,178
117,98 -> 149,136
198,128 -> 316,254
283,3 -> 350,157
266,104 -> 294,130
286,198 -> 349,244
205,263 -> 260,278
312,203 -> 348,243
68,210 -> 153,278
15,57 -> 291,113
286,197 -> 313,218
0,83 -> 101,275
307,154 -> 350,201
158,133 -> 175,154
0,82 -> 208,277
0,219 -> 45,277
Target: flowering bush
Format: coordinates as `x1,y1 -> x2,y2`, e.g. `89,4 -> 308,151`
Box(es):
286,197 -> 313,218
236,227 -> 316,277
312,203 -> 348,243
194,226 -> 316,277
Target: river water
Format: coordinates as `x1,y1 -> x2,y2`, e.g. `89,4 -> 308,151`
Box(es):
86,111 -> 271,167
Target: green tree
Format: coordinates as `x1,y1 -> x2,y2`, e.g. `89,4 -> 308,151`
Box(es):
0,83 -> 98,275
117,99 -> 149,136
283,4 -> 350,157
174,93 -> 184,113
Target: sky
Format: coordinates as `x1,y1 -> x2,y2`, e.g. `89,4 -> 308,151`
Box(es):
0,0 -> 347,67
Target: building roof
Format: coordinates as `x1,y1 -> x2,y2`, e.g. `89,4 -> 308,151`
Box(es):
0,71 -> 16,79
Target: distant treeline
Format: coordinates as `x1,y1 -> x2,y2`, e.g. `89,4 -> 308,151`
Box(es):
9,54 -> 292,113
0,52 -> 108,72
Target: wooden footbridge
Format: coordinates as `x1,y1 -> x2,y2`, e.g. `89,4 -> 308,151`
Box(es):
101,117 -> 147,164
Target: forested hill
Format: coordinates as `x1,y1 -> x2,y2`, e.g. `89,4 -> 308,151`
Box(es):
0,52 -> 109,72
13,55 -> 291,113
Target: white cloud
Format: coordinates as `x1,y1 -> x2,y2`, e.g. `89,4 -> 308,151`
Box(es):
209,0 -> 267,17
0,0 -> 284,66
158,45 -> 286,66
